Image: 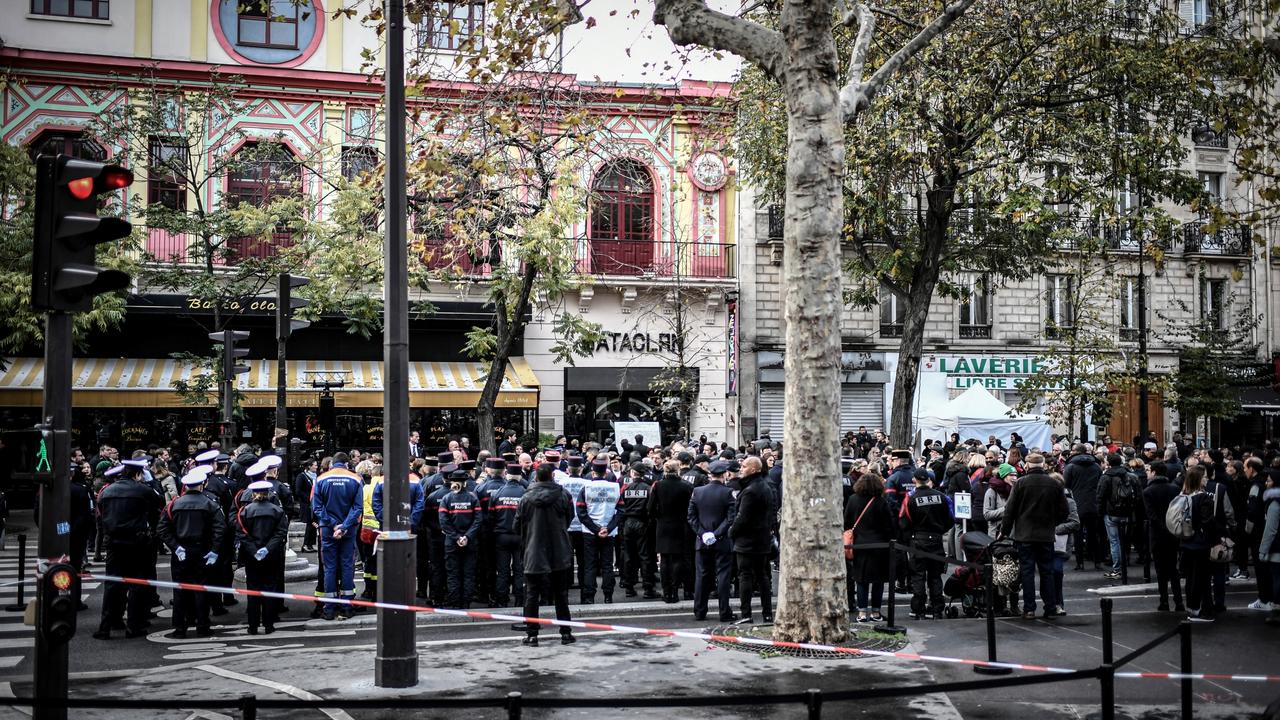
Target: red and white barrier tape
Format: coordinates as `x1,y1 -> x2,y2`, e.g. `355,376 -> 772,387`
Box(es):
80,572 -> 1280,682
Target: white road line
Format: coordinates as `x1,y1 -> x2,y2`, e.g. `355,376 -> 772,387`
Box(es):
0,657 -> 24,669
0,639 -> 32,649
195,665 -> 355,720
0,680 -> 33,716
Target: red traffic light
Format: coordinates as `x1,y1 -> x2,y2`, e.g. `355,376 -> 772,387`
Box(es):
67,177 -> 94,200
51,568 -> 73,591
100,168 -> 132,191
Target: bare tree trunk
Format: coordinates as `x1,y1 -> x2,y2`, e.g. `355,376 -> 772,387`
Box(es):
888,189 -> 951,448
772,23 -> 849,645
476,262 -> 539,453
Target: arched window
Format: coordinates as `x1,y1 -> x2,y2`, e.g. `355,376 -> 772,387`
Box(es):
589,159 -> 654,274
227,142 -> 300,258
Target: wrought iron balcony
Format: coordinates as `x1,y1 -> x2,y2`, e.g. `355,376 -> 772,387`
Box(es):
959,324 -> 992,340
880,323 -> 904,338
1182,222 -> 1251,256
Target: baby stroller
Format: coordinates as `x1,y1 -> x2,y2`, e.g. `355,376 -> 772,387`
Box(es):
943,531 -> 1020,618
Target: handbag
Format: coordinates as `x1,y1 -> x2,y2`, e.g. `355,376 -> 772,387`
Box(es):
1207,484 -> 1234,563
843,497 -> 875,561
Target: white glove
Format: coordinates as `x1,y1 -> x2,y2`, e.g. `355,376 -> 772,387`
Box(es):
701,532 -> 716,546
254,547 -> 268,561
204,551 -> 218,565
174,546 -> 186,562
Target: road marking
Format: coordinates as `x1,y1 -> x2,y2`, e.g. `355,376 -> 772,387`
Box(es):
0,681 -> 32,716
0,639 -> 32,649
0,657 -> 23,669
195,665 -> 355,720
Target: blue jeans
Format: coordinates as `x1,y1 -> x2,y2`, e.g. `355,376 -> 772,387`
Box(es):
320,526 -> 356,598
1052,555 -> 1065,608
856,582 -> 884,611
1017,541 -> 1057,614
1104,516 -> 1127,572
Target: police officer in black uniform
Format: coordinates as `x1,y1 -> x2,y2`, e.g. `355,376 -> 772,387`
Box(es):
491,462 -> 526,607
414,454 -> 439,598
899,468 -> 953,619
236,479 -> 290,634
688,460 -> 736,621
620,462 -> 658,598
196,450 -> 238,613
475,458 -> 507,606
94,462 -> 164,639
439,468 -> 481,608
156,467 -> 226,638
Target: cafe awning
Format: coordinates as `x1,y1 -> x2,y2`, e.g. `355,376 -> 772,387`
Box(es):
0,357 -> 540,409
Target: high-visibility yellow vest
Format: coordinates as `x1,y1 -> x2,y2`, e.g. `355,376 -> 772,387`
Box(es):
361,476 -> 384,530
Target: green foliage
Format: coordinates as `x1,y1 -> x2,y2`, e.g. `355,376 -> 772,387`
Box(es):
0,141 -> 135,357
1158,287 -> 1264,421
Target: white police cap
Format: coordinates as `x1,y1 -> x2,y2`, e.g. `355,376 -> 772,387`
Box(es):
181,468 -> 210,486
103,464 -> 126,477
195,449 -> 220,463
247,480 -> 273,492
245,460 -> 271,477
259,454 -> 283,469
121,459 -> 149,469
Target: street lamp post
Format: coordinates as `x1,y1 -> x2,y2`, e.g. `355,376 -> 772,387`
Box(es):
375,0 -> 418,688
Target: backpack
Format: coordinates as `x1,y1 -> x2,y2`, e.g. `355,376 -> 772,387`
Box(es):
1166,492 -> 1197,540
1110,473 -> 1137,516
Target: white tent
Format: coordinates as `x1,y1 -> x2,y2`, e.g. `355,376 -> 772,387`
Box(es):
915,385 -> 1054,452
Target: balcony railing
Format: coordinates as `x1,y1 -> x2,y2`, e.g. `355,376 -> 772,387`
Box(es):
142,229 -> 296,264
880,323 -> 904,338
1192,126 -> 1229,149
1119,327 -> 1140,342
572,239 -> 736,279
1182,221 -> 1251,256
959,324 -> 992,339
767,205 -> 784,242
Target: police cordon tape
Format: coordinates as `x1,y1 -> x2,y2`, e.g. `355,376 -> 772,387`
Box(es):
75,571 -> 1280,682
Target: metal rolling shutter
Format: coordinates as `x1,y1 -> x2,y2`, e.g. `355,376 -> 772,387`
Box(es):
758,383 -> 786,439
839,384 -> 884,434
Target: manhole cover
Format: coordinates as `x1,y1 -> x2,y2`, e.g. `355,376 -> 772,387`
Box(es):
705,622 -> 909,659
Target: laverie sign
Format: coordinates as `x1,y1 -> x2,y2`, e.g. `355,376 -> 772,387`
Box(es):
923,355 -> 1045,391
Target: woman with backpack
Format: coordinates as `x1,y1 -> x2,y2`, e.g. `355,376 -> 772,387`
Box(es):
1258,472 -> 1280,627
1176,465 -> 1227,623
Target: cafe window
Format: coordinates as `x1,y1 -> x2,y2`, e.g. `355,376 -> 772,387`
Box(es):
30,0 -> 109,20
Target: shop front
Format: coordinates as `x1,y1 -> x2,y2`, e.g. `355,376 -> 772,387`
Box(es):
0,356 -> 539,456
755,351 -> 889,439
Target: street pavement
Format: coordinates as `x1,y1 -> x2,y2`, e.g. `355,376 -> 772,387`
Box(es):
0,509 -> 1273,719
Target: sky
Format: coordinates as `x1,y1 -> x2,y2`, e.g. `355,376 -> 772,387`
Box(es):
559,0 -> 745,84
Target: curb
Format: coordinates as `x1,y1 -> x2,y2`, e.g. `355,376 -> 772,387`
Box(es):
1087,582 -> 1158,596
302,598 -> 702,629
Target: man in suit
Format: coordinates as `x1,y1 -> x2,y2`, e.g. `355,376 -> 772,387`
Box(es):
409,431 -> 422,460
687,460 -> 736,622
648,459 -> 693,603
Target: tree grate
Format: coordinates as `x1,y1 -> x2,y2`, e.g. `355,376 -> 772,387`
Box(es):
705,623 -> 910,660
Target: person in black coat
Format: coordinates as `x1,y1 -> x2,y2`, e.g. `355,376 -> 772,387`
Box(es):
1063,447 -> 1104,570
844,472 -> 894,622
1142,461 -> 1184,612
515,463 -> 576,646
688,461 -> 736,622
900,469 -> 954,619
293,458 -> 318,552
729,457 -> 775,622
235,480 -> 289,634
648,460 -> 694,603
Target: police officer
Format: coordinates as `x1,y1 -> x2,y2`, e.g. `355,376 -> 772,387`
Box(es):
899,468 -> 954,619
422,465 -> 453,606
621,462 -> 658,598
94,462 -> 164,639
424,452 -> 452,493
688,460 -> 736,622
156,467 -> 226,639
490,462 -> 526,607
236,454 -> 293,511
312,452 -> 363,621
236,479 -> 290,634
554,452 -> 588,588
197,450 -> 238,612
475,457 -> 507,606
680,452 -> 708,488
577,459 -> 624,604
440,468 -> 481,608
414,454 -> 439,597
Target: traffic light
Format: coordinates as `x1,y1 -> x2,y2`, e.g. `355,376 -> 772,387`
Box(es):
31,154 -> 133,312
37,563 -> 79,644
208,329 -> 251,381
277,273 -> 310,340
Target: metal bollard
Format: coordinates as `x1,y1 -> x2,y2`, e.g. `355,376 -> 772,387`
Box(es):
1179,620 -> 1192,720
5,534 -> 27,612
876,541 -> 905,634
805,688 -> 823,720
239,694 -> 257,720
1100,663 -> 1116,720
974,560 -> 1012,675
1101,598 -> 1114,665
506,691 -> 523,720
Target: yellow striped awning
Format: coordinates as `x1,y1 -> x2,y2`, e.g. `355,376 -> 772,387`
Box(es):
0,357 -> 540,409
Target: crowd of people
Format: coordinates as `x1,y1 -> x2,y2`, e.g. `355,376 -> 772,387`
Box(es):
56,424 -> 1280,645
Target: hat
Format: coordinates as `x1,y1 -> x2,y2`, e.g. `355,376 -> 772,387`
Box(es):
129,455 -> 153,464
437,452 -> 454,465
591,458 -> 609,472
506,462 -> 523,476
94,460 -> 113,474
677,451 -> 694,464
215,453 -> 232,463
501,453 -> 517,463
567,456 -> 584,468
694,454 -> 710,465
629,462 -> 648,475
104,464 -> 126,477
195,449 -> 219,463
729,460 -> 741,473
180,468 -> 210,486
259,454 -> 283,469
485,458 -> 506,470
890,449 -> 912,460
1143,442 -> 1158,451
448,468 -> 470,481
544,450 -> 561,461
423,454 -> 439,467
440,463 -> 458,475
247,479 -> 274,492
996,463 -> 1016,479
709,460 -> 730,475
459,460 -> 476,472
245,460 -> 271,477
122,459 -> 149,469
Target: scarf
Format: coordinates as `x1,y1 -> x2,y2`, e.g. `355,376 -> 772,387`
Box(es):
989,475 -> 1013,499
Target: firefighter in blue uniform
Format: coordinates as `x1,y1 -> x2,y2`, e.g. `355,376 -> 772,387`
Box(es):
440,468 -> 482,608
311,452 -> 364,620
475,457 -> 507,606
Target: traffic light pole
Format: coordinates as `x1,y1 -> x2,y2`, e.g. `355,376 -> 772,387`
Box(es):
34,311 -> 72,720
375,0 -> 418,689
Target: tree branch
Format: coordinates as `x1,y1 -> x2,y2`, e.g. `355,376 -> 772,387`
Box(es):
839,0 -> 978,119
653,0 -> 785,81
844,4 -> 876,97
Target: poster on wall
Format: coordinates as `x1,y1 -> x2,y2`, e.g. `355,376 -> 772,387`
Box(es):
613,421 -> 662,454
